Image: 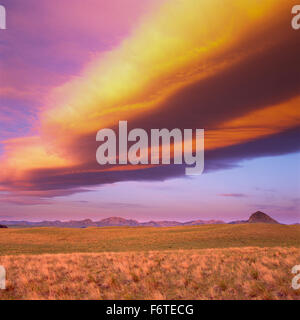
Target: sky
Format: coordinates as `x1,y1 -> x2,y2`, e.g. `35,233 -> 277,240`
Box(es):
0,0 -> 299,223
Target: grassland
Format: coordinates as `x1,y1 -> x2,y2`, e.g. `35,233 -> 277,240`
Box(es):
0,224 -> 299,300
0,247 -> 299,300
0,223 -> 299,255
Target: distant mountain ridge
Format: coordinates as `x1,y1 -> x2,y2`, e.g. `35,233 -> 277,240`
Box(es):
0,217 -> 225,228
0,211 -> 283,228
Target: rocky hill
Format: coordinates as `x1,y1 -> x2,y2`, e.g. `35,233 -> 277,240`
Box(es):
247,211 -> 279,224
229,211 -> 280,224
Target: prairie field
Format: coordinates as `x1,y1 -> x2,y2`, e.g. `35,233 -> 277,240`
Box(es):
0,224 -> 299,255
0,247 -> 299,300
0,224 -> 300,300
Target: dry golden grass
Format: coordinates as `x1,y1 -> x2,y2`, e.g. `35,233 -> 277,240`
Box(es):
0,224 -> 300,255
0,247 -> 299,300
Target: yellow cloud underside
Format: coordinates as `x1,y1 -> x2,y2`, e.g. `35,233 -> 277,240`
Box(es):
1,137 -> 75,181
0,0 -> 296,181
41,0 -> 282,137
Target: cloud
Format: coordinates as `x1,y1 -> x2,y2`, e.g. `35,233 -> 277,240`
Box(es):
96,202 -> 150,209
0,0 -> 299,198
0,194 -> 53,206
219,194 -> 248,198
0,0 -> 155,138
0,215 -> 17,219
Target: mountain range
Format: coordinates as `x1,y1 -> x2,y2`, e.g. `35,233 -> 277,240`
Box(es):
0,216 -> 225,228
0,211 -> 283,228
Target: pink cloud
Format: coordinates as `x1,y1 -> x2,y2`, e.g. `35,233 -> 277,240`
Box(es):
219,194 -> 248,198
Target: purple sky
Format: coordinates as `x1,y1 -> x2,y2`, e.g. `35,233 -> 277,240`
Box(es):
0,0 -> 299,223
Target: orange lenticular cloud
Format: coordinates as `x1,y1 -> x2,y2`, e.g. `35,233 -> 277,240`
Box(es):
205,95 -> 300,151
1,136 -> 77,182
41,0 -> 284,138
0,0 -> 299,192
